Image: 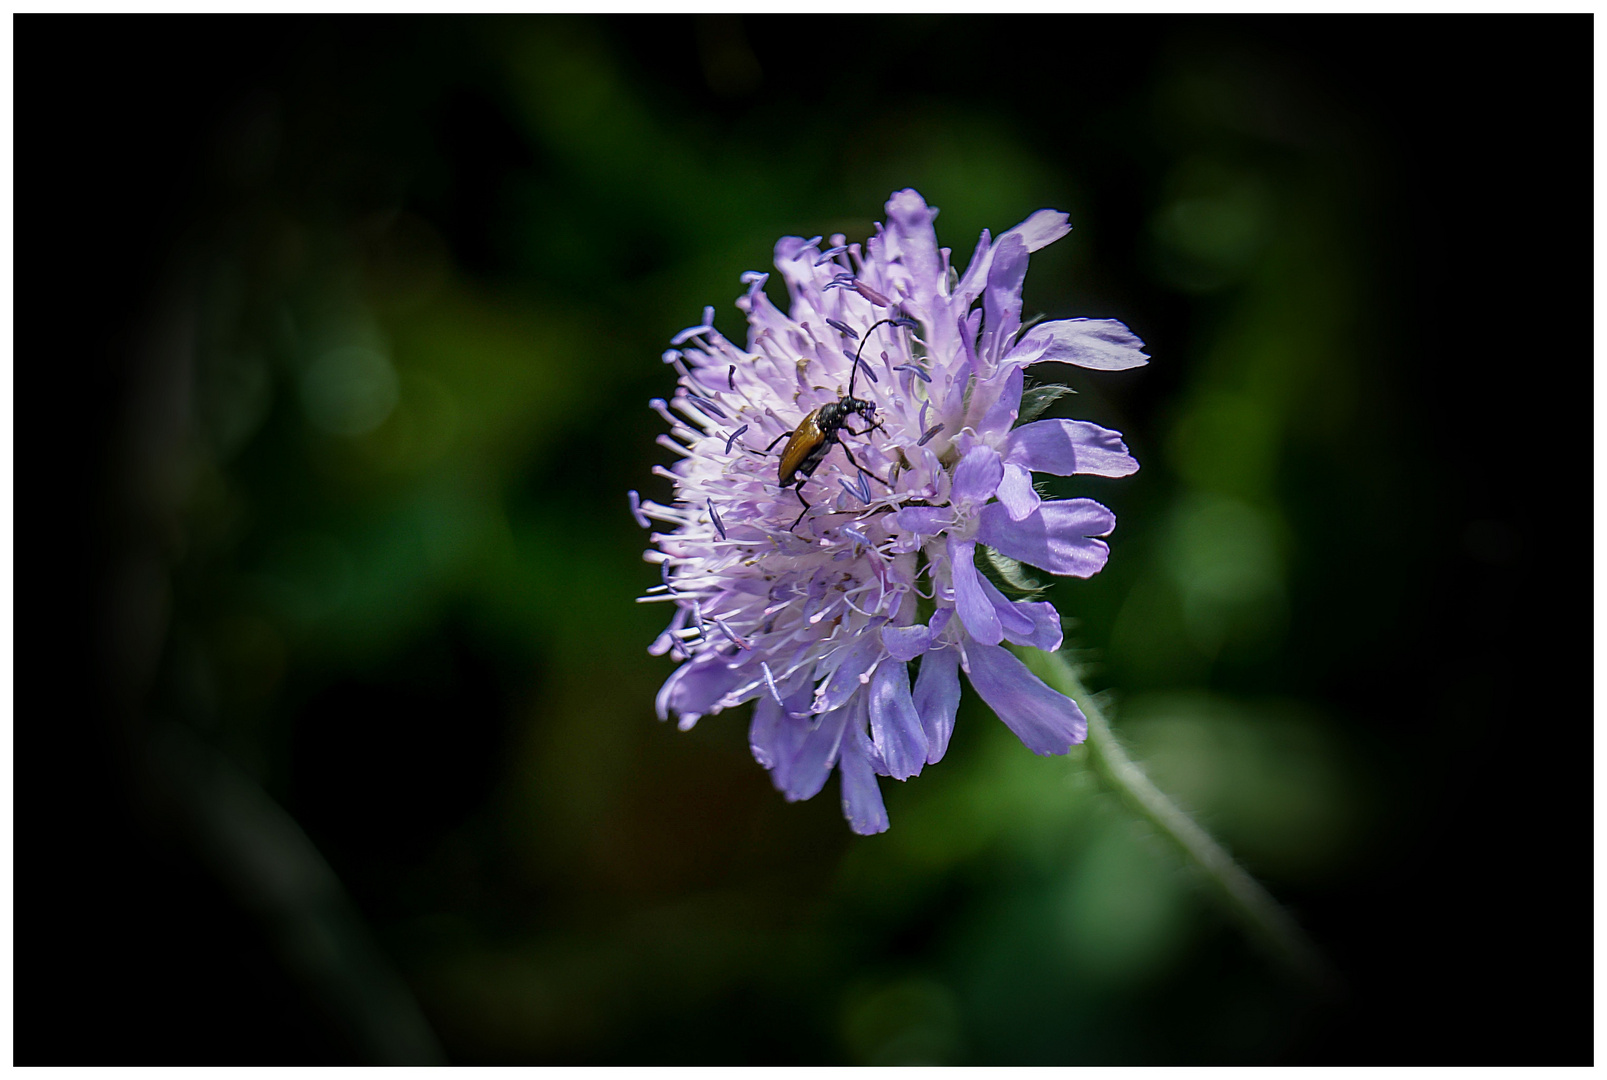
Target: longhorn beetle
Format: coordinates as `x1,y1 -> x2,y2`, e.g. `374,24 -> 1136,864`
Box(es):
767,317 -> 910,531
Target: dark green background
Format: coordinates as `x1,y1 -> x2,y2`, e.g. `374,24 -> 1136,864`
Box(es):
23,15 -> 1589,1064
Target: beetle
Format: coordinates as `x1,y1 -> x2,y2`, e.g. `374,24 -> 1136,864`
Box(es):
766,317 -> 908,531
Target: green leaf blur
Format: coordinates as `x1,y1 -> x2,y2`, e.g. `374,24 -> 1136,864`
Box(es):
95,14 -> 1583,1066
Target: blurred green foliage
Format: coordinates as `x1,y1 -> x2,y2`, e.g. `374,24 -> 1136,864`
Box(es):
145,15 -> 1433,1064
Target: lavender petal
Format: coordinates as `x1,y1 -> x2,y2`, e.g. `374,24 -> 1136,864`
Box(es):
977,364 -> 1025,440
839,722 -> 891,835
1005,418 -> 1140,478
951,444 -> 1004,508
658,653 -> 743,723
976,499 -> 1115,578
881,622 -> 934,662
813,631 -> 884,715
996,463 -> 1041,521
973,564 -> 1037,640
981,233 -> 1029,360
1010,318 -> 1149,371
911,646 -> 960,764
867,660 -> 927,780
1004,207 -> 1072,253
749,681 -> 808,778
964,640 -> 1088,755
781,702 -> 851,802
896,505 -> 951,536
1002,599 -> 1064,652
884,189 -> 944,307
949,536 -> 1003,646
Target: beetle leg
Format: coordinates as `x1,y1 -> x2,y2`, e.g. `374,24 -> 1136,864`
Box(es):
788,478 -> 813,531
766,430 -> 794,452
837,442 -> 893,489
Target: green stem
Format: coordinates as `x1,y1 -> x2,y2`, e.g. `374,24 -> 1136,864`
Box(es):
1022,647 -> 1338,994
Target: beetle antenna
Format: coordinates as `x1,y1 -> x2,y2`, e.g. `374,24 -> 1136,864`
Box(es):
847,316 -> 908,398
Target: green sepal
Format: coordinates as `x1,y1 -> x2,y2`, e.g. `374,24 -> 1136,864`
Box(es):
913,547 -> 937,626
1016,383 -> 1076,426
978,544 -> 1048,598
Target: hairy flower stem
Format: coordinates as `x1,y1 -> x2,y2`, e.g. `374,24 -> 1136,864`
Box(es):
1021,647 -> 1340,995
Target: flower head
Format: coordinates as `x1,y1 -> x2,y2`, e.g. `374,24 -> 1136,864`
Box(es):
632,189 -> 1147,834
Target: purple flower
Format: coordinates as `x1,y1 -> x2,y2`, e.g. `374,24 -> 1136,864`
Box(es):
637,189 -> 1147,834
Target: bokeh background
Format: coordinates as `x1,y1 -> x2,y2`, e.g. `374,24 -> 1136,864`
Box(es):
22,15 -> 1590,1064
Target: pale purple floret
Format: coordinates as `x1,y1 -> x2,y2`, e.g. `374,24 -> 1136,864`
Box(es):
638,189 -> 1147,835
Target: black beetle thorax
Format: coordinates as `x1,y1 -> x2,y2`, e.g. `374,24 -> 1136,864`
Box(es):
816,399 -> 851,430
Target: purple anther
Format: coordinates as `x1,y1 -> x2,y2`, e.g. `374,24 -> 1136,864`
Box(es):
825,318 -> 859,339
917,423 -> 945,447
688,394 -> 728,419
727,365 -> 736,390
892,316 -> 920,331
918,399 -> 930,431
740,270 -> 767,285
814,245 -> 849,266
855,358 -> 880,384
715,617 -> 751,650
854,280 -> 891,307
842,524 -> 870,545
707,498 -> 727,539
671,325 -> 713,346
760,661 -> 784,706
802,235 -> 823,250
703,305 -> 715,326
691,598 -> 706,636
661,349 -> 682,365
724,424 -> 749,455
839,477 -> 866,505
856,471 -> 873,504
628,489 -> 650,528
895,363 -> 932,383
